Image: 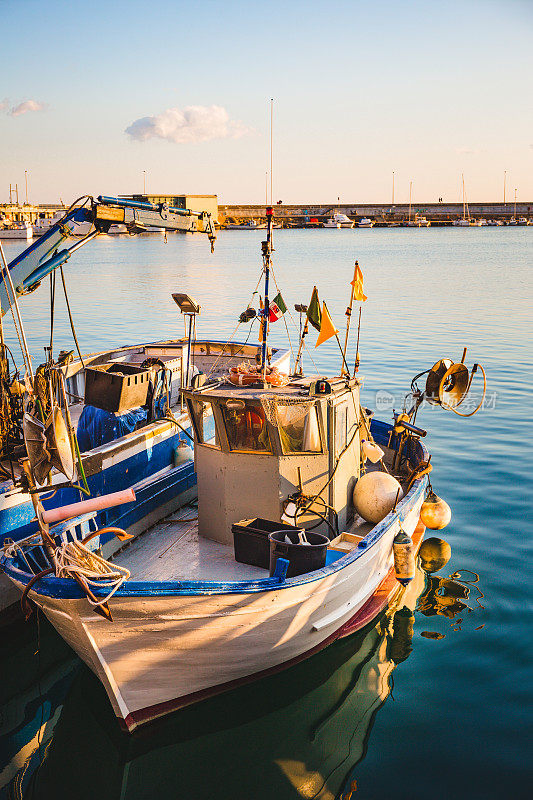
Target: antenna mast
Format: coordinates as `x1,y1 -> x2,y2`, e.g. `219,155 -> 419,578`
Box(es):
260,99 -> 274,380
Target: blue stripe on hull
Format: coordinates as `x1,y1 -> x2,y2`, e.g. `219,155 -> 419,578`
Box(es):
0,426 -> 194,547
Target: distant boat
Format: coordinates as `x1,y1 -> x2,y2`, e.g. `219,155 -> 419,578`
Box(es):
452,174 -> 472,227
226,220 -> 267,230
407,214 -> 430,228
507,218 -> 518,226
324,212 -> 354,228
517,217 -> 528,226
0,222 -> 33,240
357,217 -> 374,228
32,210 -> 68,236
475,219 -> 488,226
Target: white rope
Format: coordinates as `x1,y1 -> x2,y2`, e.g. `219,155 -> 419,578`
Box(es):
54,540 -> 130,607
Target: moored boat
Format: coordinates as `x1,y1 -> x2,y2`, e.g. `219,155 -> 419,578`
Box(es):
0,194 -> 218,614
0,222 -> 33,240
1,206 -> 487,732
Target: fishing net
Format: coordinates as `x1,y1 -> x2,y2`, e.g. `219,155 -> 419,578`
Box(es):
260,394 -> 321,453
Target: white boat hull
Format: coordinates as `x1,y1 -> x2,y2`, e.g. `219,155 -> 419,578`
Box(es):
17,492 -> 424,731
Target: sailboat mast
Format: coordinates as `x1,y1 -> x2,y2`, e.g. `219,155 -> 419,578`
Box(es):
409,181 -> 412,222
462,173 -> 466,220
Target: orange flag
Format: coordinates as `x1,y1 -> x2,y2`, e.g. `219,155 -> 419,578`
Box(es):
351,263 -> 367,302
315,302 -> 338,347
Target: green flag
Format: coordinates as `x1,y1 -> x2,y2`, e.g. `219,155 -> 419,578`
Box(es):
307,286 -> 322,331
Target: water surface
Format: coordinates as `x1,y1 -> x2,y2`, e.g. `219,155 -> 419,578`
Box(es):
0,227 -> 531,799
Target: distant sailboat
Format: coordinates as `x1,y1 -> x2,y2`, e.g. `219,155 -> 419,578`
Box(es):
452,174 -> 471,227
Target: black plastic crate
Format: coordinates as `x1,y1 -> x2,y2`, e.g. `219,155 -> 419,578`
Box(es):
84,363 -> 151,413
232,517 -> 304,570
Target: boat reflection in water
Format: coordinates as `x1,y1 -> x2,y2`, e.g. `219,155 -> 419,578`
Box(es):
11,538 -> 483,800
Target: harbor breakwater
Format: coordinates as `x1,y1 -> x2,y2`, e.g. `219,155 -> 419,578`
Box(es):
220,201 -> 532,224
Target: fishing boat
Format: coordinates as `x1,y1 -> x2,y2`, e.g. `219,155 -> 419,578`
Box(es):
1,205 -> 486,732
0,223 -> 33,240
0,195 -> 219,613
21,563 -> 432,799
356,217 -> 374,228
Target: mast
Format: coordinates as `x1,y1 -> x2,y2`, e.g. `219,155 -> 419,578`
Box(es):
408,181 -> 412,222
260,207 -> 273,379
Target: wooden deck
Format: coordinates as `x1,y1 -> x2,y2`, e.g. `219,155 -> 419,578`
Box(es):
113,505 -> 268,582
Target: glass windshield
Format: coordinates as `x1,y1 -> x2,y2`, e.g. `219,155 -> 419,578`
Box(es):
276,404 -> 322,453
187,398 -> 219,447
221,402 -> 272,453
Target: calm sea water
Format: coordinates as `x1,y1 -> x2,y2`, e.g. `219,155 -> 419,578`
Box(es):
0,228 -> 531,799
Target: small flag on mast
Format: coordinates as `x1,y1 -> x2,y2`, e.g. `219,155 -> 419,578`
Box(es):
315,302 -> 338,347
268,292 -> 287,322
307,286 -> 322,331
351,263 -> 367,302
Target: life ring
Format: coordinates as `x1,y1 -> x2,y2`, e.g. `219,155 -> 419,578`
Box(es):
228,365 -> 289,387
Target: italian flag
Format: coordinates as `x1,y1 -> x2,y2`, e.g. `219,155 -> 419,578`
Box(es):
269,292 -> 287,323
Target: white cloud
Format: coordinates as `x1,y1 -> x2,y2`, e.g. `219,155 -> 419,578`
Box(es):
10,99 -> 47,117
125,104 -> 252,144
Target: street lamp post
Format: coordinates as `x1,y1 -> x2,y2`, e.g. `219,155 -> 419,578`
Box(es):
143,170 -> 146,195
24,170 -> 28,205
392,171 -> 395,206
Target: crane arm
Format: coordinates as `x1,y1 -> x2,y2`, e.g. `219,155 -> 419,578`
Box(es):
1,195 -> 216,316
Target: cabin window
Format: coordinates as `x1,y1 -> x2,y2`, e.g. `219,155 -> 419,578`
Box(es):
186,398 -> 220,448
221,401 -> 272,453
277,404 -> 322,454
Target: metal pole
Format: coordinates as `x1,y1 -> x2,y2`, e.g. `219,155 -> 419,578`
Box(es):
270,99 -> 273,205
503,170 -> 506,206
392,171 -> 395,206
186,314 -> 193,387
354,306 -> 362,373
409,181 -> 412,222
25,171 -> 28,205
514,188 -> 517,219
143,171 -> 146,195
261,209 -> 273,378
0,240 -> 34,382
342,261 -> 358,376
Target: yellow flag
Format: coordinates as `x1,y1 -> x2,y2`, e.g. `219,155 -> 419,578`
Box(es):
350,263 -> 367,302
315,302 -> 338,347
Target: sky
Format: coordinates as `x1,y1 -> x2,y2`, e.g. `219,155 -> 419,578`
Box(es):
1,0 -> 531,205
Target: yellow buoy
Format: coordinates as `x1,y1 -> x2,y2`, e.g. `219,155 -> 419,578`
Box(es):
352,471 -> 403,524
418,537 -> 452,573
420,491 -> 451,530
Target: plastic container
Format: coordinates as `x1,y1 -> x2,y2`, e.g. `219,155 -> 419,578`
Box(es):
232,518 -> 304,569
84,363 -> 151,413
269,530 -> 329,578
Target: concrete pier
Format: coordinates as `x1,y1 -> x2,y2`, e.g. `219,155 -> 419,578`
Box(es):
220,201 -> 532,224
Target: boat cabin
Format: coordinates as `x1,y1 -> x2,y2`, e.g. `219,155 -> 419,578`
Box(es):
183,376 -> 362,544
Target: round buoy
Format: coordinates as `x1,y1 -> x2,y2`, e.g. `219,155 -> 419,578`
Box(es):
361,439 -> 384,464
352,471 -> 403,524
420,491 -> 451,530
418,537 -> 452,573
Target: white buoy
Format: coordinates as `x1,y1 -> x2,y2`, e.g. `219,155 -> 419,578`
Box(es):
352,471 -> 403,524
393,530 -> 415,585
361,439 -> 385,463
